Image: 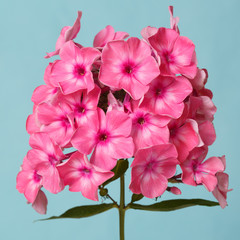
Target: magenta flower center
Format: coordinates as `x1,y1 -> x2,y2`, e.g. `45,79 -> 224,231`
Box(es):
49,155 -> 58,166
74,64 -> 86,77
145,160 -> 157,172
77,105 -> 85,113
33,170 -> 42,183
79,167 -> 92,175
99,133 -> 108,141
162,51 -> 174,64
125,65 -> 133,74
122,62 -> 135,75
137,117 -> 145,125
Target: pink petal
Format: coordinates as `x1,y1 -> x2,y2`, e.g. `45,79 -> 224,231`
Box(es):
199,157 -> 224,175
32,190 -> 48,214
198,121 -> 216,146
198,174 -> 218,192
141,172 -> 168,198
106,110 -> 132,137
93,25 -> 115,48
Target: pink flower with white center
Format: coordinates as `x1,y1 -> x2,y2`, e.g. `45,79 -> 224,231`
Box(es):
50,41 -> 101,95
93,25 -> 129,48
149,27 -> 197,78
180,147 -> 224,191
61,85 -> 100,128
71,108 -> 134,170
27,132 -> 65,194
45,11 -> 82,58
99,37 -> 160,100
129,144 -> 178,198
58,151 -> 114,201
129,100 -> 170,154
169,118 -> 201,163
140,75 -> 192,119
37,101 -> 75,147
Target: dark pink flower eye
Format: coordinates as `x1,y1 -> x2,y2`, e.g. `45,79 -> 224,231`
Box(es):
74,65 -> 86,77
99,133 -> 108,141
137,117 -> 145,125
124,65 -> 133,74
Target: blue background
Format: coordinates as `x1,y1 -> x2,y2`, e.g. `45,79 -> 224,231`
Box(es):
1,0 -> 239,239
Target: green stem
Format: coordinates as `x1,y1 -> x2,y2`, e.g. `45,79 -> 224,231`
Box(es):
119,174 -> 125,240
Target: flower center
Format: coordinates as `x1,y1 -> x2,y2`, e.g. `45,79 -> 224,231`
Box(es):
125,65 -> 133,74
155,88 -> 162,96
74,65 -> 86,77
79,167 -> 91,174
48,155 -> 58,166
137,117 -> 145,125
77,106 -> 85,113
163,51 -> 174,63
33,170 -> 42,183
99,133 -> 108,141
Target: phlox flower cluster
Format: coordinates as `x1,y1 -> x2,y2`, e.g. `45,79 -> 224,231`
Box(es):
16,7 -> 231,214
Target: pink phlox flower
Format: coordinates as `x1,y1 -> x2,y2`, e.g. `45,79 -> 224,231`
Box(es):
212,156 -> 232,209
93,25 -> 129,48
188,95 -> 217,123
37,101 -> 75,147
60,85 -> 100,128
149,27 -> 197,78
180,147 -> 224,191
31,62 -> 63,105
129,144 -> 178,198
168,6 -> 180,34
16,156 -> 43,203
16,156 -> 48,214
50,41 -> 101,94
99,37 -> 160,100
140,75 -> 192,119
58,151 -> 114,201
45,11 -> 82,58
129,100 -> 170,154
168,114 -> 202,162
27,132 -> 65,194
71,108 -> 134,170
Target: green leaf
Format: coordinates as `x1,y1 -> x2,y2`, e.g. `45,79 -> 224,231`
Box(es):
102,159 -> 129,187
131,193 -> 144,203
39,203 -> 115,221
128,199 -> 219,212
